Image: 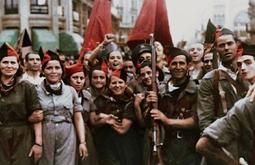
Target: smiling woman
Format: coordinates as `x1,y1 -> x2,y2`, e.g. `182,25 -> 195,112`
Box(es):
0,42 -> 43,165
36,50 -> 88,165
91,68 -> 142,165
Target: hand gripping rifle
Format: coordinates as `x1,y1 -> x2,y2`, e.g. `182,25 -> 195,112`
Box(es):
149,34 -> 164,165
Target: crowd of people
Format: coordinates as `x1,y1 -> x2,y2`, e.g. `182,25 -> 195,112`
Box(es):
0,26 -> 255,165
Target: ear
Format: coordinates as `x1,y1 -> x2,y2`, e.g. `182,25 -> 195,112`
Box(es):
187,62 -> 193,69
156,71 -> 159,78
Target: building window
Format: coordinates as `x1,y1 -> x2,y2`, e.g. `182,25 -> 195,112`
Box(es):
72,1 -> 79,22
30,0 -> 48,14
5,0 -> 18,14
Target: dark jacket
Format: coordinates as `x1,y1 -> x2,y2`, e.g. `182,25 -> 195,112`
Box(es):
197,69 -> 248,131
158,78 -> 201,165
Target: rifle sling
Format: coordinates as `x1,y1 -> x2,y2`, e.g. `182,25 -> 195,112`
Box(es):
212,69 -> 221,116
212,69 -> 245,116
220,70 -> 244,94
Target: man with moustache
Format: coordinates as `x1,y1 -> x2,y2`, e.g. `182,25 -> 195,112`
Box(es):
148,47 -> 201,165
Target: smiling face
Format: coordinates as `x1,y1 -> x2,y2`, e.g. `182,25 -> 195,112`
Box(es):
189,43 -> 204,63
91,70 -> 107,89
109,75 -> 126,96
124,60 -> 136,74
169,55 -> 188,81
216,34 -> 237,64
0,56 -> 19,78
43,60 -> 63,84
108,51 -> 123,70
203,52 -> 213,71
237,55 -> 255,83
70,71 -> 85,92
140,66 -> 152,87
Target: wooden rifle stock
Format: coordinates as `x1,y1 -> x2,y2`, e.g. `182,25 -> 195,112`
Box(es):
149,34 -> 164,165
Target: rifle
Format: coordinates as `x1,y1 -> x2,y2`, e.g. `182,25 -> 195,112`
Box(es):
149,34 -> 164,165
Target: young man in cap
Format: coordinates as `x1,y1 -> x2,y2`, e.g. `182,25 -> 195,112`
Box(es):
132,43 -> 152,67
147,47 -> 201,165
197,28 -> 248,131
196,44 -> 255,165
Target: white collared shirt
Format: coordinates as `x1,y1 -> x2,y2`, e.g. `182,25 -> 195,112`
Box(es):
21,72 -> 44,86
218,63 -> 237,80
218,63 -> 238,94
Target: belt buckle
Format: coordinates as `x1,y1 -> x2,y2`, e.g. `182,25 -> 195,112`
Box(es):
176,131 -> 183,139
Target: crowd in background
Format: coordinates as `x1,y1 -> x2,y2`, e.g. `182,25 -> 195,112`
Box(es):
1,26 -> 255,165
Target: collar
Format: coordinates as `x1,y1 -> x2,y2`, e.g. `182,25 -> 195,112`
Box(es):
40,79 -> 64,95
218,63 -> 237,80
163,77 -> 197,95
184,79 -> 197,94
81,89 -> 92,101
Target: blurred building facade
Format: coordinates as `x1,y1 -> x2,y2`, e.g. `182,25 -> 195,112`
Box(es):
112,0 -> 143,45
212,0 -> 249,41
191,0 -> 250,44
248,0 -> 255,43
0,0 -> 123,57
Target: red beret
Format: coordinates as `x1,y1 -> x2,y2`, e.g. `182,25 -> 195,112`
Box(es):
111,68 -> 127,82
65,62 -> 84,77
0,42 -> 19,61
41,50 -> 60,67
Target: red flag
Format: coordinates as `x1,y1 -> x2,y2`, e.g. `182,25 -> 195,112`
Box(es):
79,0 -> 112,59
127,0 -> 173,52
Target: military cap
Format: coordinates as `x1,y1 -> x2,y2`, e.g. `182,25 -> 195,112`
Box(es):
241,44 -> 255,57
111,68 -> 127,82
65,62 -> 84,77
168,47 -> 191,63
132,43 -> 152,64
0,42 -> 19,61
215,27 -> 234,40
41,50 -> 61,68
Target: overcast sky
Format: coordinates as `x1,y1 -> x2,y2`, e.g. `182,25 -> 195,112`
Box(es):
166,0 -> 214,45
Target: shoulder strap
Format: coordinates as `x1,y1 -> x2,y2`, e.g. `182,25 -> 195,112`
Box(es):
220,70 -> 245,95
212,69 -> 221,116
